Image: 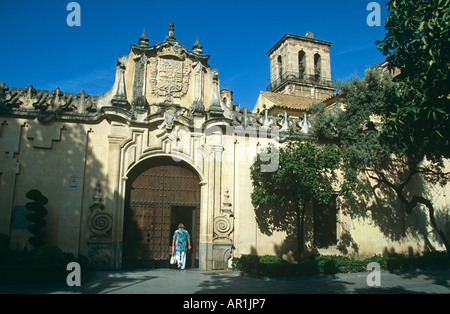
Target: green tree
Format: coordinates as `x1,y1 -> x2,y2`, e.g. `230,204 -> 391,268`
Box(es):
375,0 -> 449,164
312,68 -> 395,197
376,0 -> 450,251
250,139 -> 341,260
312,67 -> 450,252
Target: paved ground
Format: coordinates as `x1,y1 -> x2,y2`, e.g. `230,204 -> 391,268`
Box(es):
1,267 -> 450,294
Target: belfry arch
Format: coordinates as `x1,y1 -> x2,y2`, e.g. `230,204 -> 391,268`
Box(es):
122,156 -> 202,269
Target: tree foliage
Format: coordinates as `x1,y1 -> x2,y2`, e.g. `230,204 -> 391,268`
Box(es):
250,139 -> 341,259
312,68 -> 395,198
376,0 -> 450,251
312,66 -> 450,251
312,0 -> 450,252
251,0 -> 450,257
375,0 -> 450,163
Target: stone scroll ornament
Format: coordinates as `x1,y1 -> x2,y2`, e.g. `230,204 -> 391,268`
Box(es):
88,183 -> 113,239
213,189 -> 234,240
89,211 -> 113,239
213,216 -> 234,240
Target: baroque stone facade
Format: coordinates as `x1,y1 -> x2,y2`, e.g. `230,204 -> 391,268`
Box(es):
1,24 -> 448,270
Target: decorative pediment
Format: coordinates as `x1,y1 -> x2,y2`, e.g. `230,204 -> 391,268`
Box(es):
157,45 -> 186,61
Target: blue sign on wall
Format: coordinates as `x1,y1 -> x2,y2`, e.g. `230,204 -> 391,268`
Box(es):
11,206 -> 31,230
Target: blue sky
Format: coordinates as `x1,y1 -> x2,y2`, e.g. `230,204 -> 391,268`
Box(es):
0,0 -> 389,110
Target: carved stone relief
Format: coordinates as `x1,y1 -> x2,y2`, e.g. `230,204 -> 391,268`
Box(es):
87,182 -> 113,240
131,54 -> 148,109
0,82 -> 99,123
0,82 -> 21,110
213,188 -> 234,241
148,56 -> 191,101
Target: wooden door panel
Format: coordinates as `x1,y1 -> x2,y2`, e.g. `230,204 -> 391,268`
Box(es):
123,163 -> 200,268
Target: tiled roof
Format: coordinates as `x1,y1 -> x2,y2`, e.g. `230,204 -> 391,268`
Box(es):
260,91 -> 320,110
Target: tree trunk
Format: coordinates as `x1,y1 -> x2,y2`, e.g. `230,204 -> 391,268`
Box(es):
297,205 -> 306,261
373,171 -> 450,253
410,196 -> 450,252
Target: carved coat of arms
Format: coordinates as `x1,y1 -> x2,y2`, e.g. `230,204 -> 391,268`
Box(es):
149,57 -> 191,100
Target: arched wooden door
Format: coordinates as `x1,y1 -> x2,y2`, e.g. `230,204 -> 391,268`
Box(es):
123,159 -> 200,269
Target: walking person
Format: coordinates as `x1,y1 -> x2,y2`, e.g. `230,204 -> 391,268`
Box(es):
171,223 -> 191,270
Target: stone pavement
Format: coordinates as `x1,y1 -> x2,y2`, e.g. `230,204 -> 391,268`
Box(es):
1,267 -> 450,294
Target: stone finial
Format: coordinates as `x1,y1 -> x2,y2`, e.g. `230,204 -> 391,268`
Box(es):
192,36 -> 203,54
111,62 -> 129,109
237,107 -> 252,128
257,108 -> 274,128
222,188 -> 233,213
165,22 -> 177,41
93,182 -> 103,205
277,110 -> 292,132
297,112 -> 312,134
138,28 -> 149,46
208,72 -> 224,117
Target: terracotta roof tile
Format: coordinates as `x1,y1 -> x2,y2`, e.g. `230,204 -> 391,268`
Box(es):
260,91 -> 320,110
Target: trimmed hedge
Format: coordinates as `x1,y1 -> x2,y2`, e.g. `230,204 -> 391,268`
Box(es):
232,252 -> 450,278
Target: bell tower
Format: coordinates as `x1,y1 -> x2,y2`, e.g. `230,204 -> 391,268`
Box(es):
266,32 -> 335,100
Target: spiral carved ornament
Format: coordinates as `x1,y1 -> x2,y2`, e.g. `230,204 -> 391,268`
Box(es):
214,216 -> 233,238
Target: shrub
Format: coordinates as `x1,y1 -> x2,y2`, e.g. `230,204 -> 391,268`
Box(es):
25,189 -> 48,250
259,255 -> 287,264
233,255 -> 259,274
0,233 -> 9,250
296,259 -> 320,276
232,252 -> 450,278
34,244 -> 64,263
316,256 -> 343,274
413,251 -> 450,269
0,244 -> 92,285
31,244 -> 67,282
385,253 -> 413,270
233,255 -> 294,277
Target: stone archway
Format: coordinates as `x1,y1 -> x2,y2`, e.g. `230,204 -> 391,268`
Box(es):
122,157 -> 201,269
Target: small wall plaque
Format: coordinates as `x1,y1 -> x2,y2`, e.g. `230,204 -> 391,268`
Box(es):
70,177 -> 78,190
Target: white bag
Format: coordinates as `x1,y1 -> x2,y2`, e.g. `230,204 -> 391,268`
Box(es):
170,248 -> 177,265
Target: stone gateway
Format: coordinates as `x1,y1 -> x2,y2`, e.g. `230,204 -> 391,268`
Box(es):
0,23 -> 448,271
